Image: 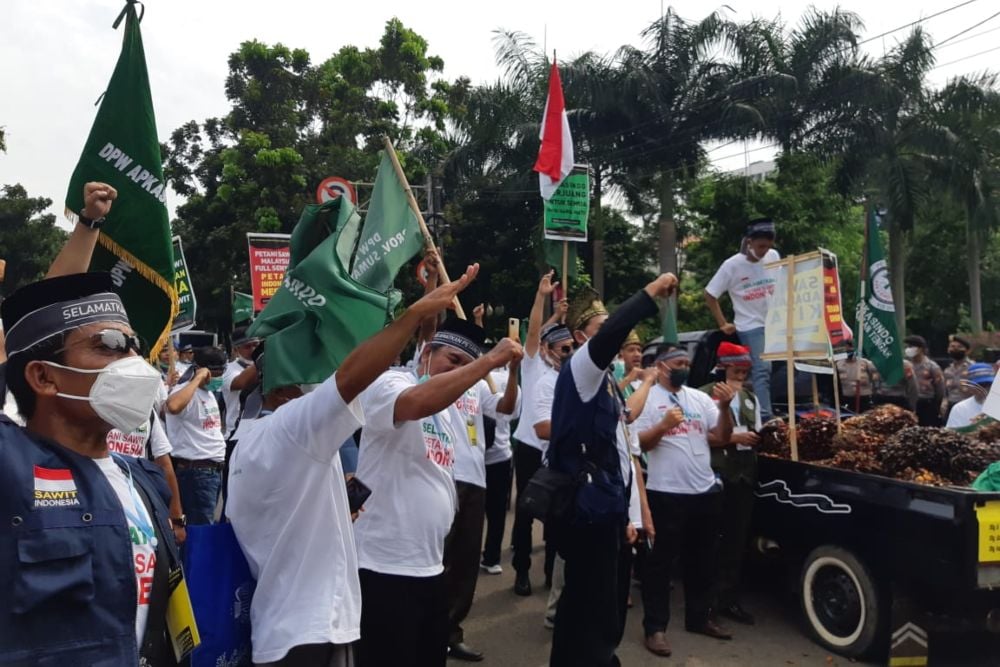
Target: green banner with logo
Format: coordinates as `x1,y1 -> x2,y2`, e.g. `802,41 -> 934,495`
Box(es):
543,165 -> 590,242
171,236 -> 196,331
857,208 -> 904,386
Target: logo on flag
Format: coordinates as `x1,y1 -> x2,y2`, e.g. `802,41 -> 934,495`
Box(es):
33,465 -> 81,507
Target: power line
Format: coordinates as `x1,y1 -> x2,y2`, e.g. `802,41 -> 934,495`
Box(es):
934,44 -> 1000,69
935,8 -> 1000,48
856,0 -> 982,46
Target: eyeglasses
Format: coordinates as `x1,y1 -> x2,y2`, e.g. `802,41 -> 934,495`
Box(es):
57,329 -> 143,356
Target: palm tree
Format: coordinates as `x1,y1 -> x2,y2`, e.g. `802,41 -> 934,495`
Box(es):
925,74 -> 1000,332
828,28 -> 936,335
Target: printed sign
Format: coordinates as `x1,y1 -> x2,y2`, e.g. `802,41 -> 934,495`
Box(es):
976,501 -> 1000,562
172,236 -> 196,332
315,176 -> 357,205
543,165 -> 590,242
247,233 -> 291,313
820,249 -> 851,347
763,252 -> 830,360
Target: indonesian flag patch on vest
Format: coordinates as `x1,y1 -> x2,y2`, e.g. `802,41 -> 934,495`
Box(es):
33,465 -> 81,507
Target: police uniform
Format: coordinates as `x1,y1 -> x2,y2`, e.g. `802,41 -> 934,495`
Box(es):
835,356 -> 880,413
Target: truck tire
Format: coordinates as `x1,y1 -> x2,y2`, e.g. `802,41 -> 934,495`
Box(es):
800,545 -> 884,658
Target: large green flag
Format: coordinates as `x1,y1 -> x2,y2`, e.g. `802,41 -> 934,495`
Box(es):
65,2 -> 176,360
350,152 -> 424,291
232,291 -> 254,325
248,198 -> 392,393
857,207 -> 904,386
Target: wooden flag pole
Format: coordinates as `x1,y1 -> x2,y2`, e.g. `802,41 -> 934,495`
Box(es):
561,240 -> 569,298
831,351 -> 843,433
811,373 -> 820,415
785,256 -> 799,461
381,135 -> 467,320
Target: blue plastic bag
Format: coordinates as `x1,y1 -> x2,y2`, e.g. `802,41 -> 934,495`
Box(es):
183,523 -> 255,667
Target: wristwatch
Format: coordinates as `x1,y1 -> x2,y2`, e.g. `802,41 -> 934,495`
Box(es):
170,515 -> 187,528
78,210 -> 106,230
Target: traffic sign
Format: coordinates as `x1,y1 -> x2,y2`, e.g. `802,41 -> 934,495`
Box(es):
316,176 -> 357,205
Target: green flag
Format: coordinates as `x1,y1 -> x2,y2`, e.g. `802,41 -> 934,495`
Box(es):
65,2 -> 176,360
543,240 -> 578,279
232,291 -> 254,325
857,207 -> 904,386
661,297 -> 678,344
248,198 -> 392,393
350,152 -> 424,291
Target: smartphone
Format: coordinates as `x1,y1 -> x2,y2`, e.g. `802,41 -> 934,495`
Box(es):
508,317 -> 520,341
345,476 -> 372,513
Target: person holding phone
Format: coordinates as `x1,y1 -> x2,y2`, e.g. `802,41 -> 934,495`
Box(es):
226,266 -> 481,667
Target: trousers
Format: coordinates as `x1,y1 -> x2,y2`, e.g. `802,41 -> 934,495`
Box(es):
512,443 -> 555,577
442,481 -> 486,646
482,459 -> 512,566
174,465 -> 221,526
357,569 -> 448,667
738,327 -> 772,419
642,488 -> 723,635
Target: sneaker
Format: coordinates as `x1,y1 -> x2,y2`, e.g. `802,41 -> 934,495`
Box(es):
480,562 -> 503,575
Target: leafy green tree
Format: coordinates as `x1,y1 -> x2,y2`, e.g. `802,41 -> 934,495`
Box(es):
0,184 -> 67,295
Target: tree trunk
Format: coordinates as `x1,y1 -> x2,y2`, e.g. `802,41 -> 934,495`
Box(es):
657,171 -> 677,275
592,165 -> 605,298
967,220 -> 983,333
888,221 -> 906,337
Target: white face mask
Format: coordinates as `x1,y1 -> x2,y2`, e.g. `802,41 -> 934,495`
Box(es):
904,346 -> 919,359
43,356 -> 164,433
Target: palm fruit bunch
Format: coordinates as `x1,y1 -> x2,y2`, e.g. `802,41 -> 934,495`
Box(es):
879,427 -> 1000,485
797,417 -> 840,461
758,418 -> 791,458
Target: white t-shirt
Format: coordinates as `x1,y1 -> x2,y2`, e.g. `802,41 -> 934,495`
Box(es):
165,381 -> 226,461
354,370 -> 459,577
226,374 -> 364,663
946,396 -> 985,429
512,353 -> 557,452
222,359 -> 252,438
453,375 -> 519,487
3,390 -> 24,425
634,384 -> 720,494
705,249 -> 781,331
93,456 -> 157,647
485,368 -> 518,466
107,413 -> 172,459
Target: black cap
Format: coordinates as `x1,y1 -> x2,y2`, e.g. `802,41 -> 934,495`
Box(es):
1,273 -> 114,333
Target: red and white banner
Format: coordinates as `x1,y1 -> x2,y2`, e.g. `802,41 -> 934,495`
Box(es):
533,60 -> 574,200
247,233 -> 291,313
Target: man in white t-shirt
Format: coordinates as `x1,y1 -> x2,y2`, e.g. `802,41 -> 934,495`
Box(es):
226,265 -> 481,667
221,326 -> 260,440
946,363 -> 995,429
511,270 -> 568,596
354,321 -> 522,667
705,218 -> 780,421
165,346 -> 227,525
635,343 -> 736,656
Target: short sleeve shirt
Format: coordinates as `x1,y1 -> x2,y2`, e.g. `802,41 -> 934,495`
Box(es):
705,250 -> 781,331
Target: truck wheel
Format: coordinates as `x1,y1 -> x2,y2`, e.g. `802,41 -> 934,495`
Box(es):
800,545 -> 884,658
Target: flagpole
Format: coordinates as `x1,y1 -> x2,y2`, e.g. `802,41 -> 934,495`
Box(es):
381,135 -> 467,320
856,200 -> 870,414
561,240 -> 569,299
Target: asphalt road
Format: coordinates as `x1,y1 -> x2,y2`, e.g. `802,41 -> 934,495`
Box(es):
460,517 -> 874,667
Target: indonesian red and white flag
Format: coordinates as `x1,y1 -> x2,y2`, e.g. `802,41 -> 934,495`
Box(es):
533,60 -> 574,200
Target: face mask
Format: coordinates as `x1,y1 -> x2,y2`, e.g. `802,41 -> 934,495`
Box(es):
846,351 -> 856,360
669,368 -> 689,387
206,377 -> 224,392
948,350 -> 967,360
746,246 -> 768,261
904,347 -> 918,359
43,356 -> 163,433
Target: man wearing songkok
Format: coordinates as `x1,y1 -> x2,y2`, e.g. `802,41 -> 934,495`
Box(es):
546,277 -> 674,667
700,342 -> 761,626
635,342 -> 737,657
946,363 -> 995,429
511,270 -> 567,596
0,272 -> 182,665
354,306 -> 523,666
705,217 -> 781,421
227,269 -> 480,667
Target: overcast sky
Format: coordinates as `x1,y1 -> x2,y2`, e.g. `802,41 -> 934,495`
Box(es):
2,0 -> 998,225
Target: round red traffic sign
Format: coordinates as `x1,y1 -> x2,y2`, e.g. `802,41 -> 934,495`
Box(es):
316,177 -> 357,205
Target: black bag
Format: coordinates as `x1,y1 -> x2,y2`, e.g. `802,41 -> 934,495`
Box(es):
517,466 -> 576,524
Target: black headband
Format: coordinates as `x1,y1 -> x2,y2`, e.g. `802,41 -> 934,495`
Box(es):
747,219 -> 776,237
5,292 -> 130,358
432,331 -> 482,360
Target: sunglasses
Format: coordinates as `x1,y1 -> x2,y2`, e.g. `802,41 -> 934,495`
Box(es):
58,329 -> 144,356
553,345 -> 574,355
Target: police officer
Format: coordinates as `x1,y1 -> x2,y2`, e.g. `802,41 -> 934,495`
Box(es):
835,340 -> 881,413
700,342 -> 761,626
942,335 -> 973,420
0,272 -> 182,665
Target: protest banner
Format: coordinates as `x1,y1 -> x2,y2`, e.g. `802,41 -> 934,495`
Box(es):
247,233 -> 291,313
856,204 -> 904,386
171,236 -> 196,332
543,165 -> 590,243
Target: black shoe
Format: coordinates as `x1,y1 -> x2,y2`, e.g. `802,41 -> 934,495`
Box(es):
719,603 -> 755,625
448,642 -> 484,662
514,572 -> 532,596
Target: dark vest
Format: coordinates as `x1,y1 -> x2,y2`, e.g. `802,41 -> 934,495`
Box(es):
548,364 -> 630,526
0,417 -> 176,666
